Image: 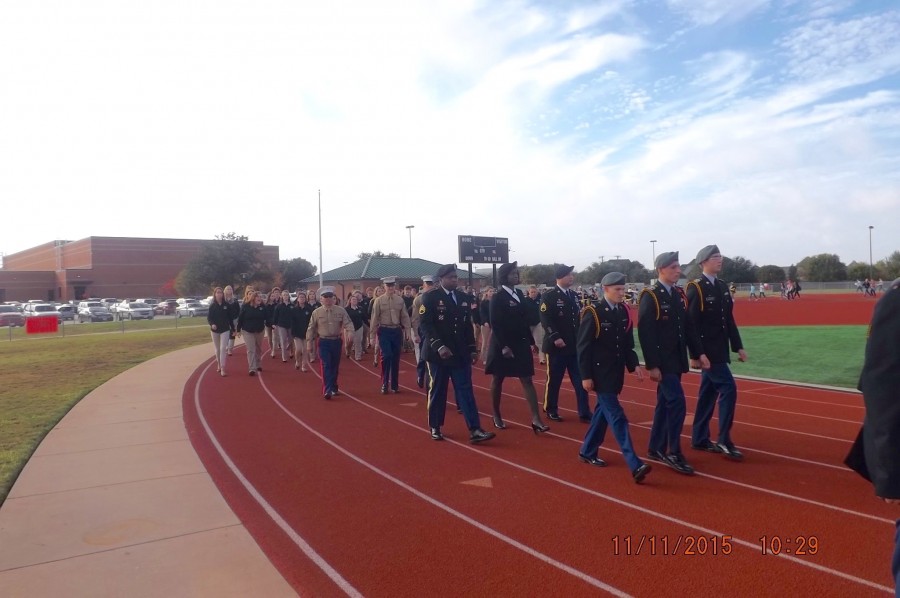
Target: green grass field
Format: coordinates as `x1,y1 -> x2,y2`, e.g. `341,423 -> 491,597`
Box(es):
0,328 -> 208,504
0,316 -> 209,341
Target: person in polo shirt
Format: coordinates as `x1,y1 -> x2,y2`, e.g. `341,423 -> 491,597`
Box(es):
306,287 -> 354,399
369,276 -> 411,394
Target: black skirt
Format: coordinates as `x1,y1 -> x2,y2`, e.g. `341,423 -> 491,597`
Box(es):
484,334 -> 535,378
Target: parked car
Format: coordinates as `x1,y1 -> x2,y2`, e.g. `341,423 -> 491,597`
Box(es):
154,299 -> 178,315
0,305 -> 26,327
101,298 -> 119,309
77,302 -> 114,323
57,304 -> 76,321
175,300 -> 208,318
135,298 -> 159,307
117,301 -> 155,320
24,303 -> 62,323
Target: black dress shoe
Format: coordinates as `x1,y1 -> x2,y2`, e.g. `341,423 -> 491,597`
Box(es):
664,453 -> 695,475
256,366 -> 262,371
431,427 -> 444,441
492,416 -> 506,430
391,388 -> 400,394
249,371 -> 256,377
717,443 -> 744,461
380,385 -> 388,395
646,450 -> 666,463
546,413 -> 563,422
632,463 -> 652,483
324,391 -> 333,400
469,429 -> 496,444
691,440 -> 723,453
579,453 -> 607,467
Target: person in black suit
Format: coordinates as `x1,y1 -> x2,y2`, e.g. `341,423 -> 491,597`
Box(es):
638,251 -> 697,476
686,245 -> 748,460
540,265 -> 592,422
846,277 -> 900,592
577,272 -> 651,483
420,264 -> 495,444
485,262 -> 549,434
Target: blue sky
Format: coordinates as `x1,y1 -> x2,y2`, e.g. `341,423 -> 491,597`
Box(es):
1,0 -> 898,273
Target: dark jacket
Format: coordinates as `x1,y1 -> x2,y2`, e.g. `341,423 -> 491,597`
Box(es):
479,299 -> 491,327
226,299 -> 240,321
577,299 -> 639,394
523,295 -> 541,327
345,305 -> 365,331
539,286 -> 581,355
264,302 -> 278,327
273,303 -> 294,329
290,304 -> 315,338
685,275 -> 743,364
207,301 -> 234,332
637,282 -> 691,375
846,279 -> 900,498
237,303 -> 267,334
420,286 -> 477,366
485,287 -> 534,377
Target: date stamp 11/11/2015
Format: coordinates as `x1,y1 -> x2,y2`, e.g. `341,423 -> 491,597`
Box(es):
612,535 -> 820,556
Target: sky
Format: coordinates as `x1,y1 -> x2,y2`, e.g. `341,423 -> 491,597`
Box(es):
1,0 -> 898,273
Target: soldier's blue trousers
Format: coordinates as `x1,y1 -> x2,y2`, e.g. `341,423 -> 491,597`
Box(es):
648,373 -> 687,456
692,362 -> 737,447
581,392 -> 643,472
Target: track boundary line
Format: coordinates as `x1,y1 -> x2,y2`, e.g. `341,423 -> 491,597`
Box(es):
192,361 -> 363,598
252,374 -> 631,597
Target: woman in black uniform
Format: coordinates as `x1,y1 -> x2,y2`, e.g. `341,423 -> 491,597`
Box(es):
485,262 -> 549,433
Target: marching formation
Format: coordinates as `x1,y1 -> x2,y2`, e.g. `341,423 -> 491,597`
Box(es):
209,245 -> 749,486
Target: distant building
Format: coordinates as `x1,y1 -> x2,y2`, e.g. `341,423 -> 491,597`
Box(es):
0,236 -> 279,302
300,257 -> 488,300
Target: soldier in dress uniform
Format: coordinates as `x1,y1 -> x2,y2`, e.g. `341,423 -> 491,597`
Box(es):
540,265 -> 593,422
577,272 -> 651,483
638,251 -> 697,475
420,264 -> 495,444
411,275 -> 435,390
369,276 -> 411,394
686,245 -> 748,461
306,287 -> 354,399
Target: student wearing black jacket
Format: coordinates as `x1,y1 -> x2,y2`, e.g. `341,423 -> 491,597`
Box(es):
224,285 -> 240,356
344,294 -> 366,360
237,291 -> 267,376
207,287 -> 233,377
291,293 -> 315,372
272,290 -> 295,363
264,289 -> 281,359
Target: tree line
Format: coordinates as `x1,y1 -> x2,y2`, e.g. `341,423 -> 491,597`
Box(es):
168,234 -> 900,295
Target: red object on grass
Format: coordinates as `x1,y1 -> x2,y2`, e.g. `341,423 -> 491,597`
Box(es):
26,315 -> 59,334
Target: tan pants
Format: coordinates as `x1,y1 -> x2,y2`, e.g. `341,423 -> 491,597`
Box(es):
243,331 -> 264,372
480,324 -> 491,364
211,330 -> 229,371
293,337 -> 311,371
346,327 -> 363,359
530,324 -> 545,361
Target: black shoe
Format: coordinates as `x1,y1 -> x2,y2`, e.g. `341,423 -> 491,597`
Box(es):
646,450 -> 666,463
256,366 -> 262,371
531,422 -> 550,434
324,391 -> 333,400
469,429 -> 496,444
416,377 -> 425,389
717,443 -> 744,461
691,440 -> 723,454
431,427 -> 444,441
664,453 -> 695,475
579,453 -> 607,467
546,412 -> 563,422
391,388 -> 399,394
632,463 -> 652,483
579,415 -> 592,423
492,416 -> 506,430
380,385 -> 388,395
249,370 -> 256,377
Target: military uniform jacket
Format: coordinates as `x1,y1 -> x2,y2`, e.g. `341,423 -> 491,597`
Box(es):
637,283 -> 692,375
485,287 -> 535,377
540,286 -> 581,355
419,287 -> 476,367
577,299 -> 639,394
686,275 -> 743,364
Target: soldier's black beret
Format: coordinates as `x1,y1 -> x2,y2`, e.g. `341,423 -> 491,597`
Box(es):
436,264 -> 457,278
498,261 -> 518,283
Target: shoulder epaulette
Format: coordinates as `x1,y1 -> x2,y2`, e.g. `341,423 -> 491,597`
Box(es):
688,279 -> 704,311
639,288 -> 660,320
580,304 -> 601,338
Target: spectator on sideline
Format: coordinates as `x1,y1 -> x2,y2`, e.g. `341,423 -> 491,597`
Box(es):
845,278 -> 900,594
207,287 -> 232,377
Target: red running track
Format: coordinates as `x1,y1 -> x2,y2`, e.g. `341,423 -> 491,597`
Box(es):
183,348 -> 896,596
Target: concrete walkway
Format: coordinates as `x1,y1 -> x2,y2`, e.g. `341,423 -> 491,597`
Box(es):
0,344 -> 294,597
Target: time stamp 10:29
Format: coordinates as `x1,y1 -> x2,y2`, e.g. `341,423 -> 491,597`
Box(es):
611,535 -> 820,556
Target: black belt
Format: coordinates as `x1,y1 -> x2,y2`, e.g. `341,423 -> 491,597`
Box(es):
319,336 -> 341,340
380,325 -> 401,328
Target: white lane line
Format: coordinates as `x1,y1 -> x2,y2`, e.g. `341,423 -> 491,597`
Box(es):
192,362 -> 363,598
255,373 -> 630,598
386,358 -> 888,518
338,360 -> 893,594
740,388 -> 864,409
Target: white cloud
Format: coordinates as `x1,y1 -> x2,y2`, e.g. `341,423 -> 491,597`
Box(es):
665,0 -> 771,26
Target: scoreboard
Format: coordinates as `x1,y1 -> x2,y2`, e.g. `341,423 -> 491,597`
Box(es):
458,235 -> 509,264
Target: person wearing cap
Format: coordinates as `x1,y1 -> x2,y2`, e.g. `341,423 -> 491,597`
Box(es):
420,264 -> 495,444
485,262 -> 550,434
638,251 -> 697,475
539,264 -> 593,423
306,287 -> 354,399
686,245 -> 748,461
577,272 -> 651,483
370,276 -> 412,394
411,275 -> 436,389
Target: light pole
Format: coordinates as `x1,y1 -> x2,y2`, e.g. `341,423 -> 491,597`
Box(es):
406,225 -> 415,258
868,226 -> 874,279
650,239 -> 657,266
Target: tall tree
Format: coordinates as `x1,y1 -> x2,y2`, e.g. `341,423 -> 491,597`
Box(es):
797,253 -> 847,282
576,259 -> 652,285
876,251 -> 900,280
279,257 -> 317,288
175,233 -> 273,295
357,250 -> 400,260
519,263 -> 572,286
847,261 -> 877,281
684,256 -> 757,283
787,264 -> 799,281
757,265 -> 786,283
